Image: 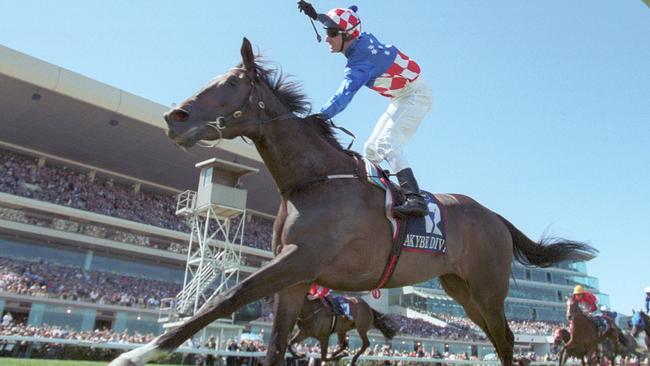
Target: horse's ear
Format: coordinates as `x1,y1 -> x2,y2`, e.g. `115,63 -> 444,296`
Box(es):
240,37 -> 255,72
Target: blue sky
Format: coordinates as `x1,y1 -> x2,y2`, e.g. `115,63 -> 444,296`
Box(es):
1,1 -> 648,314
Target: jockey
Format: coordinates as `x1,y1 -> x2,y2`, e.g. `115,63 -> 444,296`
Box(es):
571,285 -> 610,335
645,286 -> 650,313
297,1 -> 433,218
571,285 -> 597,313
600,305 -> 617,322
307,284 -> 350,319
307,283 -> 331,300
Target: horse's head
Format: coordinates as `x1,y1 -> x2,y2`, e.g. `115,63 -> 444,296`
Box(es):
566,297 -> 578,320
552,327 -> 569,353
164,38 -> 269,147
631,311 -> 646,337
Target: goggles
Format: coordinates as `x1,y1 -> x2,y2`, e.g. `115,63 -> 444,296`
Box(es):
325,28 -> 342,38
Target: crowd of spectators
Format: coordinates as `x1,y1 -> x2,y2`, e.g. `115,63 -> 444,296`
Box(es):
0,256 -> 180,308
390,315 -> 485,341
0,322 -> 154,344
432,313 -> 561,336
0,148 -> 274,251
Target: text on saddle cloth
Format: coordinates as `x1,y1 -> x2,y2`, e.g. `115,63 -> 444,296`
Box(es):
363,158 -> 447,255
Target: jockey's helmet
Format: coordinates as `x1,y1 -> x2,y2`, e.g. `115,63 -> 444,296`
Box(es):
645,286 -> 650,293
317,6 -> 361,40
573,285 -> 585,294
600,305 -> 609,312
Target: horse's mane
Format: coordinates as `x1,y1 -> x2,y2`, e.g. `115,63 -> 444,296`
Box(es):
239,58 -> 359,156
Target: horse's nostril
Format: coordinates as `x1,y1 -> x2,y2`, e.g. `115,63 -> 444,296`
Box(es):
166,109 -> 189,123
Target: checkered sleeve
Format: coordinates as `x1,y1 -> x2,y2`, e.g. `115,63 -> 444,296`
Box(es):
320,61 -> 372,120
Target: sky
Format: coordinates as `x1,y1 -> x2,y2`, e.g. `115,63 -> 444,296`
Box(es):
1,1 -> 648,314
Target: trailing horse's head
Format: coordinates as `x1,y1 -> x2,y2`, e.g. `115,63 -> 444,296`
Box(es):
631,311 -> 646,337
164,38 -> 266,147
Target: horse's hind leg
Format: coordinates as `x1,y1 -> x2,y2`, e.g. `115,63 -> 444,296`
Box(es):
350,331 -> 370,366
439,274 -> 494,344
440,273 -> 514,366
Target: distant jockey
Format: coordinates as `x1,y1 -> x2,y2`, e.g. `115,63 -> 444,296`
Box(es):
600,305 -> 617,321
307,284 -> 331,300
645,286 -> 650,313
571,285 -> 597,313
571,285 -> 611,336
307,284 -> 350,319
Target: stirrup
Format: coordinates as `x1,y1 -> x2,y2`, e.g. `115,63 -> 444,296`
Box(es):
393,195 -> 428,218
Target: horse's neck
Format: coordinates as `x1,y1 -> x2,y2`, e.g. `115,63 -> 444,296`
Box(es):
253,118 -> 355,195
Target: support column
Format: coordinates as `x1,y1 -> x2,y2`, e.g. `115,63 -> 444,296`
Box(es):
81,309 -> 96,331
84,250 -> 94,271
27,303 -> 45,326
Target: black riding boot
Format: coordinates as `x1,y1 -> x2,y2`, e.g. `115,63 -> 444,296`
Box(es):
393,168 -> 428,218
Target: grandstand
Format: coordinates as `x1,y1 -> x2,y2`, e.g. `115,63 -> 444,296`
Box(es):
0,44 -> 608,361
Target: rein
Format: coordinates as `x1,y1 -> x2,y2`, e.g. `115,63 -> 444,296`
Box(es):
297,306 -> 325,322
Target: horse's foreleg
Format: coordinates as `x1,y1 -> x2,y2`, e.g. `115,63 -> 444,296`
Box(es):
108,245 -> 314,366
265,284 -> 311,366
318,336 -> 331,364
288,330 -> 309,359
329,328 -> 349,358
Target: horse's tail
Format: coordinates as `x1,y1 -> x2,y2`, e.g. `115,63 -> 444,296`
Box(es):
496,214 -> 598,267
371,309 -> 397,340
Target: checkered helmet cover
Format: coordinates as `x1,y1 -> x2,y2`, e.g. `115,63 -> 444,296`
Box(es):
319,6 -> 361,39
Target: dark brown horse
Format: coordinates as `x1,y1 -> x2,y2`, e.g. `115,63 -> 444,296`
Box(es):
108,38 -> 597,366
288,296 -> 396,366
631,311 -> 650,361
601,333 -> 644,366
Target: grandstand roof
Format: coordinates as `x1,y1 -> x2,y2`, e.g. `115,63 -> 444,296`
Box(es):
0,44 -> 280,215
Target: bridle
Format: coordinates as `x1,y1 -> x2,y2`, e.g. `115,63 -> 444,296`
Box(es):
197,67 -> 356,149
198,68 -> 294,148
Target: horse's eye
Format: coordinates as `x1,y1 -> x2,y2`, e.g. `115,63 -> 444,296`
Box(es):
228,80 -> 237,87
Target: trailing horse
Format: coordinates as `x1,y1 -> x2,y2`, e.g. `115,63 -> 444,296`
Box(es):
288,296 -> 396,366
631,311 -> 650,361
108,38 -> 597,366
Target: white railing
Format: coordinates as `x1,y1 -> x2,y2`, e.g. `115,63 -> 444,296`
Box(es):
0,335 -> 573,365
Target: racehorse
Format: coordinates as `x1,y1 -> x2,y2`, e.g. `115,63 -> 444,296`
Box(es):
108,38 -> 597,366
631,311 -> 650,361
288,296 -> 396,366
563,297 -> 620,366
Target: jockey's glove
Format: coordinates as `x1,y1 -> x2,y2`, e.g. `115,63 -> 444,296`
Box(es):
297,0 -> 318,20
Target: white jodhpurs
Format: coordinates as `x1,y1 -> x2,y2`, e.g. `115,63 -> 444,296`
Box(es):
364,77 -> 433,173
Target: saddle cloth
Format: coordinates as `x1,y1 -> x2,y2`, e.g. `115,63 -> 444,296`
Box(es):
363,159 -> 447,255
